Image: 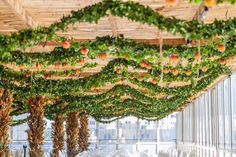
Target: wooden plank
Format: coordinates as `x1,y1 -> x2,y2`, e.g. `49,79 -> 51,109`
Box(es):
2,0 -> 38,27
37,38 -> 184,45
108,12 -> 118,37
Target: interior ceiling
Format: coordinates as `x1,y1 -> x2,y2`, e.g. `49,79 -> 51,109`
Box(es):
0,0 -> 235,39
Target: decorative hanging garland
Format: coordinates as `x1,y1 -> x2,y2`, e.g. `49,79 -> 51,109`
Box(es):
0,58 -> 230,98
1,0 -> 236,124
2,64 -> 230,123
1,36 -> 234,68
1,0 -> 236,54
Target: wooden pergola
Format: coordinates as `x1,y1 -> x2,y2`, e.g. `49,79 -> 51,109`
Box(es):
1,0 -> 236,93
1,1 -> 236,157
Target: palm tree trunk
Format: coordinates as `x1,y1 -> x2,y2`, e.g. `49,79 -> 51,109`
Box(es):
27,96 -> 45,157
0,89 -> 13,157
66,112 -> 79,157
78,114 -> 89,153
51,114 -> 64,157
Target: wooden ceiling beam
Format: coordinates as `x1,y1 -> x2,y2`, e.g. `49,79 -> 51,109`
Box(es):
38,38 -> 186,47
3,0 -> 37,27
108,12 -> 118,37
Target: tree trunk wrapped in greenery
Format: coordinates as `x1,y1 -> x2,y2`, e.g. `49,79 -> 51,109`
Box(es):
0,89 -> 13,157
66,112 -> 79,157
27,96 -> 45,157
51,114 -> 64,157
78,114 -> 89,153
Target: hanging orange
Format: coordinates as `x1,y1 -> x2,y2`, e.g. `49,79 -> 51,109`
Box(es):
98,52 -> 107,60
81,48 -> 88,55
172,68 -> 179,76
217,44 -> 225,52
62,41 -> 71,49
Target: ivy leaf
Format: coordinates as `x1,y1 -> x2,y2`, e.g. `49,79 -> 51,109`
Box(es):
1,52 -> 12,60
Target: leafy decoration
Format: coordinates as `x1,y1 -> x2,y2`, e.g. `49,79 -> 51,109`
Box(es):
1,0 -> 236,54
0,0 -> 235,124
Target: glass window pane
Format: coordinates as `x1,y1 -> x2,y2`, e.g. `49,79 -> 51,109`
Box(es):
88,117 -> 97,143
98,120 -> 117,143
232,73 -> 236,150
12,114 -> 29,141
224,79 -> 231,149
139,120 -> 156,142
159,114 -> 176,142
118,116 -> 137,143
218,82 -> 225,149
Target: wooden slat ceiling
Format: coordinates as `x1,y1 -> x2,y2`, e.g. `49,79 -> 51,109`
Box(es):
0,0 -> 235,39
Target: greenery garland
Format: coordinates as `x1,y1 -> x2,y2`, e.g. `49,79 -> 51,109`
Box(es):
0,0 -> 236,124
0,58 -> 230,99
1,36 -> 235,68
3,64 -> 230,123
1,0 -> 236,54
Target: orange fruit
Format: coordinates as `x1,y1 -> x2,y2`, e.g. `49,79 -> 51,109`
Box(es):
78,59 -> 85,65
169,53 -> 178,63
151,77 -> 158,84
62,41 -> 71,49
217,44 -> 225,52
145,63 -> 152,70
163,68 -> 169,74
172,68 -> 179,76
138,76 -> 144,82
185,69 -> 192,76
166,0 -> 178,7
204,0 -> 215,7
219,58 -> 226,65
194,51 -> 201,61
75,69 -> 81,75
98,52 -> 107,60
201,66 -> 208,72
81,47 -> 88,55
140,60 -> 147,68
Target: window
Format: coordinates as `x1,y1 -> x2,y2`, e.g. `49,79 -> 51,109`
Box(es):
217,82 -> 225,149
232,73 -> 236,150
